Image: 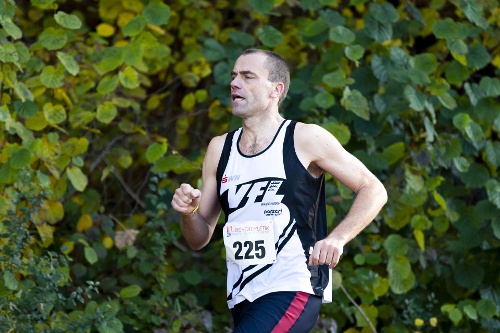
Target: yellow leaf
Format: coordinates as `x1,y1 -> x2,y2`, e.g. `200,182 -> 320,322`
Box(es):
102,235 -> 114,249
429,317 -> 438,327
77,214 -> 93,232
43,200 -> 64,224
451,52 -> 467,66
61,241 -> 74,254
36,223 -> 54,247
181,93 -> 196,111
25,112 -> 49,131
413,229 -> 425,251
117,12 -> 135,27
96,23 -> 115,37
146,95 -> 160,110
493,55 -> 500,69
415,318 -> 424,327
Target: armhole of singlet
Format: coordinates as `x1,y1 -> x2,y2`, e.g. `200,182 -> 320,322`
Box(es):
216,130 -> 237,195
285,121 -> 324,183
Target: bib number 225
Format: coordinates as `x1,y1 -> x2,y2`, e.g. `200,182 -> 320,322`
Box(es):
233,240 -> 265,260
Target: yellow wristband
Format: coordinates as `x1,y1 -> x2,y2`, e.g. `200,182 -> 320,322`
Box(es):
183,204 -> 199,216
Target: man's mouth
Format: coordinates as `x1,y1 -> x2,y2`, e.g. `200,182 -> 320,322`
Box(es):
232,93 -> 245,102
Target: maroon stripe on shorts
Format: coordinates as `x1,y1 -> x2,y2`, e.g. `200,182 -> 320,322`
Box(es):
271,292 -> 310,333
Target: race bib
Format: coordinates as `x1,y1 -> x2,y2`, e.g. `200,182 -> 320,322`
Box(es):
223,220 -> 276,266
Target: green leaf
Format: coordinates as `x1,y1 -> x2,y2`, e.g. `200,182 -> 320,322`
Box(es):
119,66 -> 140,89
331,270 -> 342,289
465,121 -> 484,143
364,15 -> 392,42
66,166 -> 88,192
460,163 -> 489,188
479,77 -> 500,97
96,102 -> 118,124
486,179 -> 500,210
322,71 -> 354,88
404,86 -> 426,111
84,246 -> 98,265
314,91 -> 335,109
97,318 -> 123,333
448,308 -> 463,325
384,235 -> 409,256
412,53 -> 438,74
97,47 -> 123,73
432,18 -> 468,39
322,121 -> 351,145
341,87 -> 369,120
369,2 -> 399,24
40,65 -> 65,89
248,0 -> 274,14
122,16 -> 146,37
447,39 -> 468,55
453,113 -> 470,131
14,100 -> 38,119
445,60 -> 471,85
345,45 -> 364,61
123,42 -> 143,66
54,11 -> 82,30
453,156 -> 470,172
119,284 -> 142,298
43,103 -> 66,124
4,270 -> 18,290
460,0 -> 489,29
69,111 -> 95,128
97,75 -> 119,95
0,17 -> 22,39
389,269 -> 415,294
32,0 -> 56,9
381,142 -> 405,165
454,262 -> 484,290
142,2 -> 170,26
229,31 -> 256,47
466,43 -> 490,70
256,25 -> 283,47
329,25 -> 355,44
57,52 -> 79,76
152,155 -> 199,174
146,142 -> 168,163
493,218 -> 500,240
202,39 -> 226,62
0,42 -> 19,65
39,27 -> 67,50
184,270 -> 202,285
437,92 -> 457,110
477,299 -> 499,319
10,149 -> 32,169
463,304 -> 478,320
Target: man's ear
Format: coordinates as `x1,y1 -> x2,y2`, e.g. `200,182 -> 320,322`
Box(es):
270,82 -> 284,98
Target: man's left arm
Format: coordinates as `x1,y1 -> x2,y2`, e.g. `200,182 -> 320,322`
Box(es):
296,123 -> 388,268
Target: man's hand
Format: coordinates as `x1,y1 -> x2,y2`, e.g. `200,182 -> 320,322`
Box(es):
171,183 -> 201,216
308,237 -> 344,269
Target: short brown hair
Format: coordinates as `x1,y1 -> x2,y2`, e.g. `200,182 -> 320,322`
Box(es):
242,49 -> 290,106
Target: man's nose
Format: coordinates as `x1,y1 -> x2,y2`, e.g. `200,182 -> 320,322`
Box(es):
230,76 -> 241,90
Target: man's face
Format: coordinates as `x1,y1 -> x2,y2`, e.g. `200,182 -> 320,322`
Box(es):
230,53 -> 275,117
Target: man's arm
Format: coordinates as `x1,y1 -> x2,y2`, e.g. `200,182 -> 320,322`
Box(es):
170,135 -> 226,250
295,123 -> 388,268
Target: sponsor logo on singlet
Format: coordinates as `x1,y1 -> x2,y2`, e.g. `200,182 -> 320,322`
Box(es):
222,174 -> 241,184
222,178 -> 285,214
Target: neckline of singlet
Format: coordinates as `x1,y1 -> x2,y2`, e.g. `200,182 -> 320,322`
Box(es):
236,119 -> 289,158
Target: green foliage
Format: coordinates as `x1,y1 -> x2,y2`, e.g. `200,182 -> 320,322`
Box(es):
1,0 -> 499,331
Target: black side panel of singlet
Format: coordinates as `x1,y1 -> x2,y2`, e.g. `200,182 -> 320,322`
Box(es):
216,130 -> 237,222
281,121 -> 329,296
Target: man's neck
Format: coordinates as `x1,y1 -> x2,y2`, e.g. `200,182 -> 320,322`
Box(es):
239,113 -> 285,155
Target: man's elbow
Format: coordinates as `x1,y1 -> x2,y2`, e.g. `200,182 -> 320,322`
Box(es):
378,181 -> 388,206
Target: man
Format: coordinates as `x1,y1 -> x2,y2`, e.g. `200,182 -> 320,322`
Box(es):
171,49 -> 387,332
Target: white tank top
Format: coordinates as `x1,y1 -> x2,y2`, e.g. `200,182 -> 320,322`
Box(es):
217,120 -> 330,309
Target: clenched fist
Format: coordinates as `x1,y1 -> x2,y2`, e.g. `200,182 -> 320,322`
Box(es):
171,183 -> 201,216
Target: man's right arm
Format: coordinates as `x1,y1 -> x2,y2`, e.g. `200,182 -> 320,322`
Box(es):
170,135 -> 226,250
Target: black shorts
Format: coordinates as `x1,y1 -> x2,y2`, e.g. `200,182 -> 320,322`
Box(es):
231,291 -> 322,333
